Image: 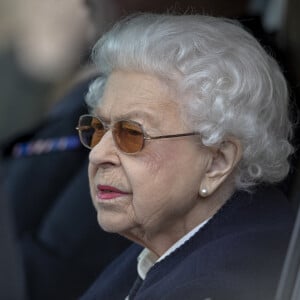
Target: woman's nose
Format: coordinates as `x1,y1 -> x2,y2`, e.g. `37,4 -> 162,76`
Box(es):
89,130 -> 120,166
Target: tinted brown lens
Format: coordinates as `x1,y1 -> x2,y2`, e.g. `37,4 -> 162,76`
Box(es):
114,121 -> 144,153
79,116 -> 105,148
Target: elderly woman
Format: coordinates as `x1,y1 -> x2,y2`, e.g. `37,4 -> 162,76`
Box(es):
78,14 -> 294,300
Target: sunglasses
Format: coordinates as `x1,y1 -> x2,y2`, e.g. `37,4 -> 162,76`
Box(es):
76,114 -> 199,154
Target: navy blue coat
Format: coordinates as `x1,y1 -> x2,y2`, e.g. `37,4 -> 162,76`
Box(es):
81,186 -> 294,300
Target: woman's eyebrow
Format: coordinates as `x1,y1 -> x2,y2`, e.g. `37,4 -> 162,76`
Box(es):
116,110 -> 161,128
116,110 -> 152,121
93,109 -> 160,128
92,111 -> 109,123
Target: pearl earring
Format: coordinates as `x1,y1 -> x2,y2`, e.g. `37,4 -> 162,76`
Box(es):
200,188 -> 208,197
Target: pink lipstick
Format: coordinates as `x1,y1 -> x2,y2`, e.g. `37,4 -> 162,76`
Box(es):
96,185 -> 129,200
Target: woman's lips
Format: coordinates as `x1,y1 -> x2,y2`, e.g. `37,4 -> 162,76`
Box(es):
96,185 -> 130,200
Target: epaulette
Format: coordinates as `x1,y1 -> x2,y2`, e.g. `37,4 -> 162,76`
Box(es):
11,135 -> 81,158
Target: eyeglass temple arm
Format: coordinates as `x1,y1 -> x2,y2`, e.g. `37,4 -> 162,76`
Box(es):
144,132 -> 199,140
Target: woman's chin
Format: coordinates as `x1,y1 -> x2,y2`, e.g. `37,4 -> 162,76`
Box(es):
97,212 -> 130,234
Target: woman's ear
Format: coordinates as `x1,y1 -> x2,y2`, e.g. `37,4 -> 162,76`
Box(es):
199,137 -> 242,197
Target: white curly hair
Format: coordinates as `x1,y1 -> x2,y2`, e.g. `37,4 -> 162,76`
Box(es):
86,13 -> 294,190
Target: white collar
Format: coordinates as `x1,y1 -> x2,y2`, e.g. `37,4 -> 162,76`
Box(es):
137,218 -> 210,280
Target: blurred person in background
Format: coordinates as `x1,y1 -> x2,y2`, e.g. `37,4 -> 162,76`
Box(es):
0,0 -> 119,144
0,1 -> 124,299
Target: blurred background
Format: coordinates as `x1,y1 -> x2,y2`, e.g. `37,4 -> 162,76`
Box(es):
0,1 -> 299,300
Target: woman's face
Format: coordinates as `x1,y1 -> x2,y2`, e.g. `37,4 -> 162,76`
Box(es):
88,70 -> 213,252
